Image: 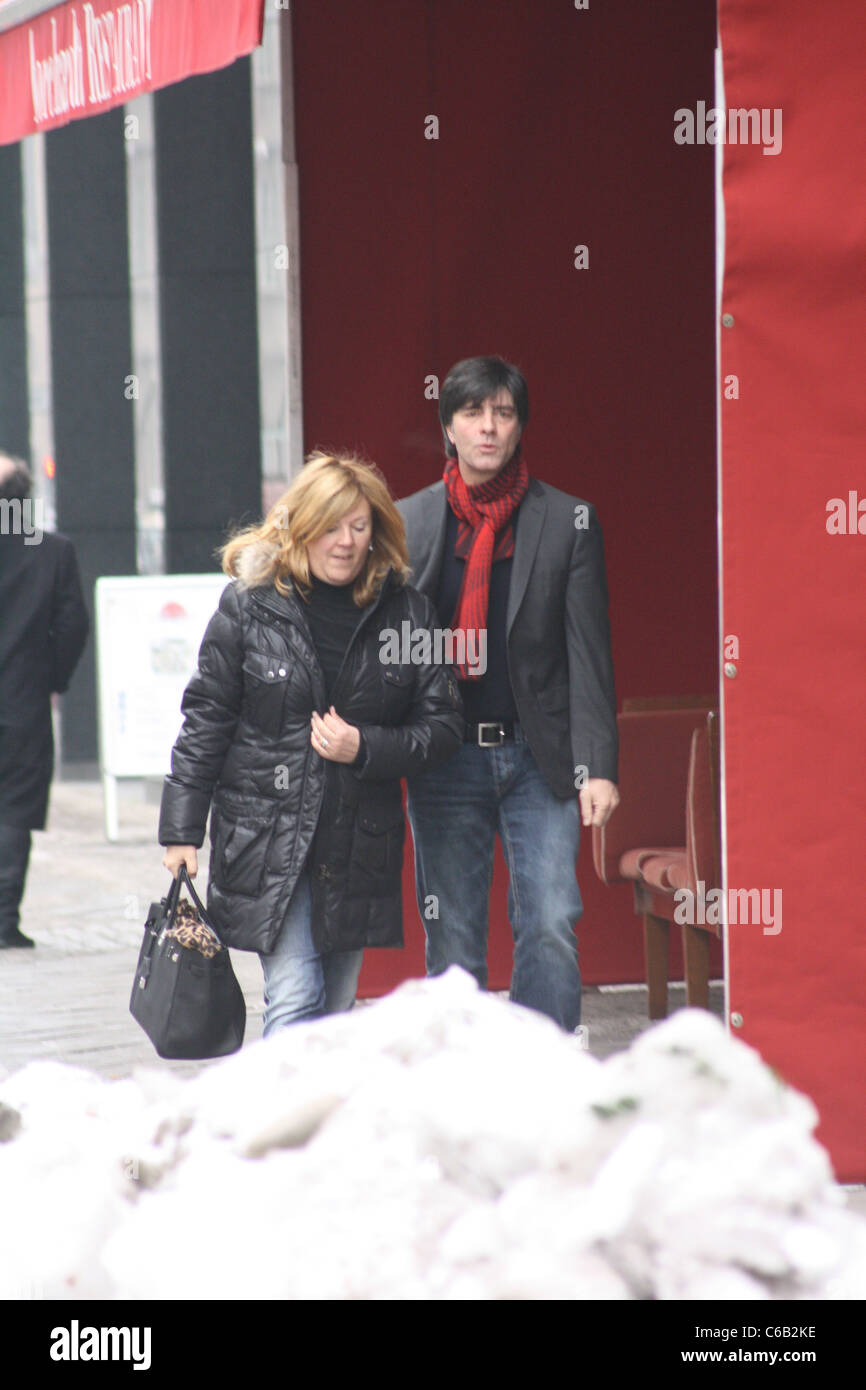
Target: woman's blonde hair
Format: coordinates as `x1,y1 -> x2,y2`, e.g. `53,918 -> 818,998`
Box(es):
221,451 -> 410,605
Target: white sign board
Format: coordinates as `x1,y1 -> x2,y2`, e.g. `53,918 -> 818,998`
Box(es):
95,574 -> 228,837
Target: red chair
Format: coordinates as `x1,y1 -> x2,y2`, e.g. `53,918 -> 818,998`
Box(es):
593,702 -> 721,1019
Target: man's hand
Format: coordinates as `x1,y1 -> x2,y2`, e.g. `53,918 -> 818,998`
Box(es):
163,845 -> 199,877
579,778 -> 620,828
311,706 -> 361,764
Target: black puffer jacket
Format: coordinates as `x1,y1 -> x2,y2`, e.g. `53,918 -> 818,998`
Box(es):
158,568 -> 463,954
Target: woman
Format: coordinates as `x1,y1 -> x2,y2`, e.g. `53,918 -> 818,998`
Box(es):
158,452 -> 463,1035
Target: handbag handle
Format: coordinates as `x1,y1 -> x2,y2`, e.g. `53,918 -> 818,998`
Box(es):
165,863 -> 227,945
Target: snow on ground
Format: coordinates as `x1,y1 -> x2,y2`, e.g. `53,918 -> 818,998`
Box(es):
0,967 -> 863,1300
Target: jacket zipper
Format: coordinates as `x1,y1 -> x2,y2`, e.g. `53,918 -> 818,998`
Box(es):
329,580 -> 393,711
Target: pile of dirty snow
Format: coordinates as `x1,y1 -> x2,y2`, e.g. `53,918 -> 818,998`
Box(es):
0,968 -> 863,1300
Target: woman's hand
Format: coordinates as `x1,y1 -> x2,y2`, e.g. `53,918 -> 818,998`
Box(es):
163,845 -> 199,878
311,706 -> 361,764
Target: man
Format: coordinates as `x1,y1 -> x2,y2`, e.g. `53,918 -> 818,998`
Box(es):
398,356 -> 619,1031
0,454 -> 89,948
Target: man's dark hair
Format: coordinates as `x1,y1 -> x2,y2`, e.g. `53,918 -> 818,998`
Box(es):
0,454 -> 32,503
438,356 -> 529,458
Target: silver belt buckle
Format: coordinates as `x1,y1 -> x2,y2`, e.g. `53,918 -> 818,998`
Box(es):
477,722 -> 505,747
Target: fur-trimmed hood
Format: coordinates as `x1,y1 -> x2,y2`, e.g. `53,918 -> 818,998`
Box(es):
231,539 -> 283,591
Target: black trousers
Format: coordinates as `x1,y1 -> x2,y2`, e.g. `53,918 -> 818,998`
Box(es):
0,823 -> 32,939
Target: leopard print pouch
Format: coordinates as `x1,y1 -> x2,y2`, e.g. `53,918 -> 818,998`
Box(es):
163,899 -> 223,958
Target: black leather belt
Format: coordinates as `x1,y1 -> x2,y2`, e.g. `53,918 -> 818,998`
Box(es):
464,720 -> 516,746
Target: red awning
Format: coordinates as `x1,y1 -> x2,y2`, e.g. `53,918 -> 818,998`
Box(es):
0,0 -> 264,147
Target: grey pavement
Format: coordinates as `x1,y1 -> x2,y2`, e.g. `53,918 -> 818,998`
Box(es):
2,778 -> 863,1217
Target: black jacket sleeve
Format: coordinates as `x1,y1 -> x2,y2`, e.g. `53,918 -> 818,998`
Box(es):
158,582 -> 245,846
565,507 -> 618,783
49,539 -> 89,694
354,592 -> 464,782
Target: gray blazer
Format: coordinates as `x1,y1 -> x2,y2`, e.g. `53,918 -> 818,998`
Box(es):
397,476 -> 618,796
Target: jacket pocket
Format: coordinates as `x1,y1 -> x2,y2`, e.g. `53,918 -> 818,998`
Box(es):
210,789 -> 280,897
242,652 -> 291,737
348,801 -> 405,897
379,664 -> 414,723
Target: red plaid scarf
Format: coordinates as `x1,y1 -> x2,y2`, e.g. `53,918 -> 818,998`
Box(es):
443,452 -> 529,679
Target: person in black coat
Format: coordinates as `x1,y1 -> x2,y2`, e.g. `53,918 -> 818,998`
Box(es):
0,454 -> 89,948
159,452 -> 463,1035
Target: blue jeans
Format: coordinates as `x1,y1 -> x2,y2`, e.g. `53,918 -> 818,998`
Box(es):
258,867 -> 364,1036
407,724 -> 583,1032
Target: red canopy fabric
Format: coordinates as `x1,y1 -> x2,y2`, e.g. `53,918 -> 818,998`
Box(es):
0,0 -> 264,146
719,0 -> 866,1180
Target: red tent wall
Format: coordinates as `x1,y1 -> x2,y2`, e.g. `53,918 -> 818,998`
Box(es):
291,1 -> 722,994
719,0 -> 866,1179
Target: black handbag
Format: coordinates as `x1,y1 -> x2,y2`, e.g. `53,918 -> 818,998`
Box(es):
130,864 -> 246,1060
